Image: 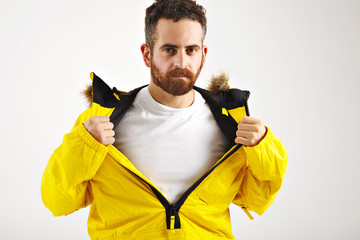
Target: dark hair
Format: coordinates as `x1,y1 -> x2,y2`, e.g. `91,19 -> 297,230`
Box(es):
145,0 -> 207,50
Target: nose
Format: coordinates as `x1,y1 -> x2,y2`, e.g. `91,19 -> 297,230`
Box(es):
174,51 -> 187,69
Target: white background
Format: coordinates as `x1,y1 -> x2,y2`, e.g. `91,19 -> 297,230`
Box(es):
1,0 -> 359,239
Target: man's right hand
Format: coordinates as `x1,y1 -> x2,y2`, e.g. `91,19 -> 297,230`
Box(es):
83,116 -> 115,146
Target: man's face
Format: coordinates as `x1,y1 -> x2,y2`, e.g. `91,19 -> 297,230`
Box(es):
147,18 -> 207,96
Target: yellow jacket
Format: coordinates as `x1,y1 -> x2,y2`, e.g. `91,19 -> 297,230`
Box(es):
41,73 -> 288,239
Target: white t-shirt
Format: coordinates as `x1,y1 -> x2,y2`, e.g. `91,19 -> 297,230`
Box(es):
114,87 -> 227,203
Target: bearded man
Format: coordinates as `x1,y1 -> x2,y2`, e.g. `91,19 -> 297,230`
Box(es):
41,0 -> 288,239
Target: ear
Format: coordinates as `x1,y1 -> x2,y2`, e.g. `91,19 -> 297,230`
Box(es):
141,44 -> 151,68
201,45 -> 208,68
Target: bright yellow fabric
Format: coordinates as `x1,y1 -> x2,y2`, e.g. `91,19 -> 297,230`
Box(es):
41,102 -> 288,240
227,107 -> 247,124
221,108 -> 228,116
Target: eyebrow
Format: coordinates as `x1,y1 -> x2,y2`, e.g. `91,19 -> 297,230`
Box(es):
160,44 -> 201,49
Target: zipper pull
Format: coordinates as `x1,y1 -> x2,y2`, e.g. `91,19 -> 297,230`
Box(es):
170,206 -> 176,230
241,206 -> 254,220
170,215 -> 175,230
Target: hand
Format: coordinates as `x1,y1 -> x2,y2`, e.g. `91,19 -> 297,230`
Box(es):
235,116 -> 266,147
83,116 -> 115,146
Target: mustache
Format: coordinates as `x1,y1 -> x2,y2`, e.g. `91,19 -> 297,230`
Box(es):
167,68 -> 194,78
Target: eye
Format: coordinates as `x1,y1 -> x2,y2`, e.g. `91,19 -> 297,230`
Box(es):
186,48 -> 197,55
164,48 -> 176,54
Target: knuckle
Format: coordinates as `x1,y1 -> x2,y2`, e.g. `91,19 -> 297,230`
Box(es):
95,125 -> 102,132
89,117 -> 96,123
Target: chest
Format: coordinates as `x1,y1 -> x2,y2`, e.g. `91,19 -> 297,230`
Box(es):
113,98 -> 227,202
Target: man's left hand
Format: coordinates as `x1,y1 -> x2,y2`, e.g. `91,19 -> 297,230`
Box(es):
235,116 -> 267,147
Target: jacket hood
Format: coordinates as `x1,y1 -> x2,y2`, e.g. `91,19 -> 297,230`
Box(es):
82,72 -> 231,106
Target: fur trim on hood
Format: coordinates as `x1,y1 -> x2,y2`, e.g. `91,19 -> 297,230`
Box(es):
208,72 -> 230,94
82,72 -> 230,106
82,84 -> 93,106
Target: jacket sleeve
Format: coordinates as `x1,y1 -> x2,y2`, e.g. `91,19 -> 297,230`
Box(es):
232,127 -> 288,216
41,108 -> 108,216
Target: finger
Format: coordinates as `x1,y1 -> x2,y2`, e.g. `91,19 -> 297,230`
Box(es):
103,130 -> 115,143
237,123 -> 259,132
235,134 -> 257,146
236,130 -> 259,145
234,136 -> 250,145
107,130 -> 115,137
239,124 -> 264,136
236,129 -> 253,139
98,131 -> 115,145
240,116 -> 261,124
99,121 -> 114,130
104,136 -> 115,146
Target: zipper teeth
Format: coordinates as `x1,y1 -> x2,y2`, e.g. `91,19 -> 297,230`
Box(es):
125,167 -> 171,205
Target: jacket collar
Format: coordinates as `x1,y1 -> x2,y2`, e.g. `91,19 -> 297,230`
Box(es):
88,72 -> 250,149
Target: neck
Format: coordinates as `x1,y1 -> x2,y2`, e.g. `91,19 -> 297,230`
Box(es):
148,82 -> 195,108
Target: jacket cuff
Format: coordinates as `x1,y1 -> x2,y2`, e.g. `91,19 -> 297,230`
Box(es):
245,126 -> 272,151
243,126 -> 288,181
76,123 -> 108,154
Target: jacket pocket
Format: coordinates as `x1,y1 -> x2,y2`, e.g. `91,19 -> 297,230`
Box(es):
196,148 -> 247,205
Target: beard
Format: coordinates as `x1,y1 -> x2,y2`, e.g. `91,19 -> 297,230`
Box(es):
150,60 -> 202,96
